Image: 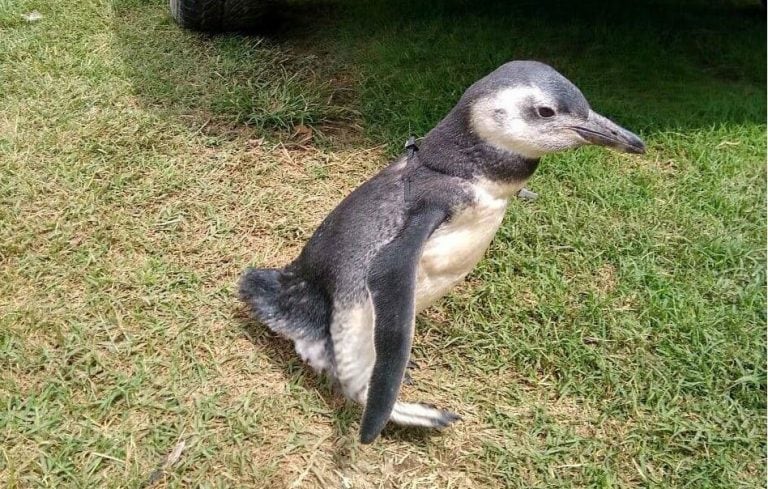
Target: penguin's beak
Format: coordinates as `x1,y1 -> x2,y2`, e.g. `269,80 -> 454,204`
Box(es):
571,110 -> 645,154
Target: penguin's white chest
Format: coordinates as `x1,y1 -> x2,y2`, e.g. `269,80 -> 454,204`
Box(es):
415,180 -> 521,312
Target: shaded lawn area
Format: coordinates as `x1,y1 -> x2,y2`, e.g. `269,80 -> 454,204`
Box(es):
0,0 -> 765,487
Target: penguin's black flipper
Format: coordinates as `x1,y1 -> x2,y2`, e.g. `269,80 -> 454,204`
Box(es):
359,204 -> 448,444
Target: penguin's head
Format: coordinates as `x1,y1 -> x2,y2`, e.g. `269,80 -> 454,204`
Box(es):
466,61 -> 645,159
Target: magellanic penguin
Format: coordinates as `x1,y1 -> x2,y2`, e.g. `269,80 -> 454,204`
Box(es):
239,60 -> 645,444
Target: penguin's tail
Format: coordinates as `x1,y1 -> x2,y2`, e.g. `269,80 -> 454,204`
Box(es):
238,267 -> 282,326
238,267 -> 329,341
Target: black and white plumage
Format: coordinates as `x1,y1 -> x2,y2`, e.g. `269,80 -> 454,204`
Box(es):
239,60 -> 645,444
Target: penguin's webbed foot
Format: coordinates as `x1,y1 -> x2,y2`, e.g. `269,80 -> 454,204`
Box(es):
403,371 -> 415,386
390,402 -> 462,429
517,187 -> 538,201
427,407 -> 462,428
402,358 -> 420,386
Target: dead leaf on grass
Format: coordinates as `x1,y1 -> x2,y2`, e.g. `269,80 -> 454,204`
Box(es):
290,124 -> 314,147
142,439 -> 187,488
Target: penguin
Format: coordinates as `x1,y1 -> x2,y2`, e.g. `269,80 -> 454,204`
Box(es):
239,60 -> 645,444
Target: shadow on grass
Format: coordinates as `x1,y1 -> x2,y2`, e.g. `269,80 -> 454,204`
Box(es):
110,0 -> 354,136
322,0 -> 766,147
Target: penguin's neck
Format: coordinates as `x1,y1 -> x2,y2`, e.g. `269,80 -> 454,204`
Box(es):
418,107 -> 540,192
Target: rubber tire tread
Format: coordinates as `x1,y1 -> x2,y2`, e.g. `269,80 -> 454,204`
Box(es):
169,0 -> 270,32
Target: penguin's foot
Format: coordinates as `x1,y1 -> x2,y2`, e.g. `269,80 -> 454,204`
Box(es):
517,187 -> 538,201
390,402 -> 462,429
402,358 -> 420,386
403,371 -> 415,386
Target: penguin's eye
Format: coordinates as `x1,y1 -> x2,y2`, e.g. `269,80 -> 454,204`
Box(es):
537,107 -> 556,118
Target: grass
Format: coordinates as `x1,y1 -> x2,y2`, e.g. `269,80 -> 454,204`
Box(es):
0,0 -> 765,487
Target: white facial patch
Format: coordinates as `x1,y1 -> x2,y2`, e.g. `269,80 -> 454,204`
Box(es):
470,86 -> 584,157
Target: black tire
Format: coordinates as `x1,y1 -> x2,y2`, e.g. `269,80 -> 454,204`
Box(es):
169,0 -> 273,32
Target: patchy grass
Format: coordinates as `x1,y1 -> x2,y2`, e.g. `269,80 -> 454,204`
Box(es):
0,0 -> 765,487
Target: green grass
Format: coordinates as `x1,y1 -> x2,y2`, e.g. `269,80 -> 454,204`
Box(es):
1,0 -> 765,487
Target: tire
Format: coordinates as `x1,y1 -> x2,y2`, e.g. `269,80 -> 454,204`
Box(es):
169,0 -> 273,32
